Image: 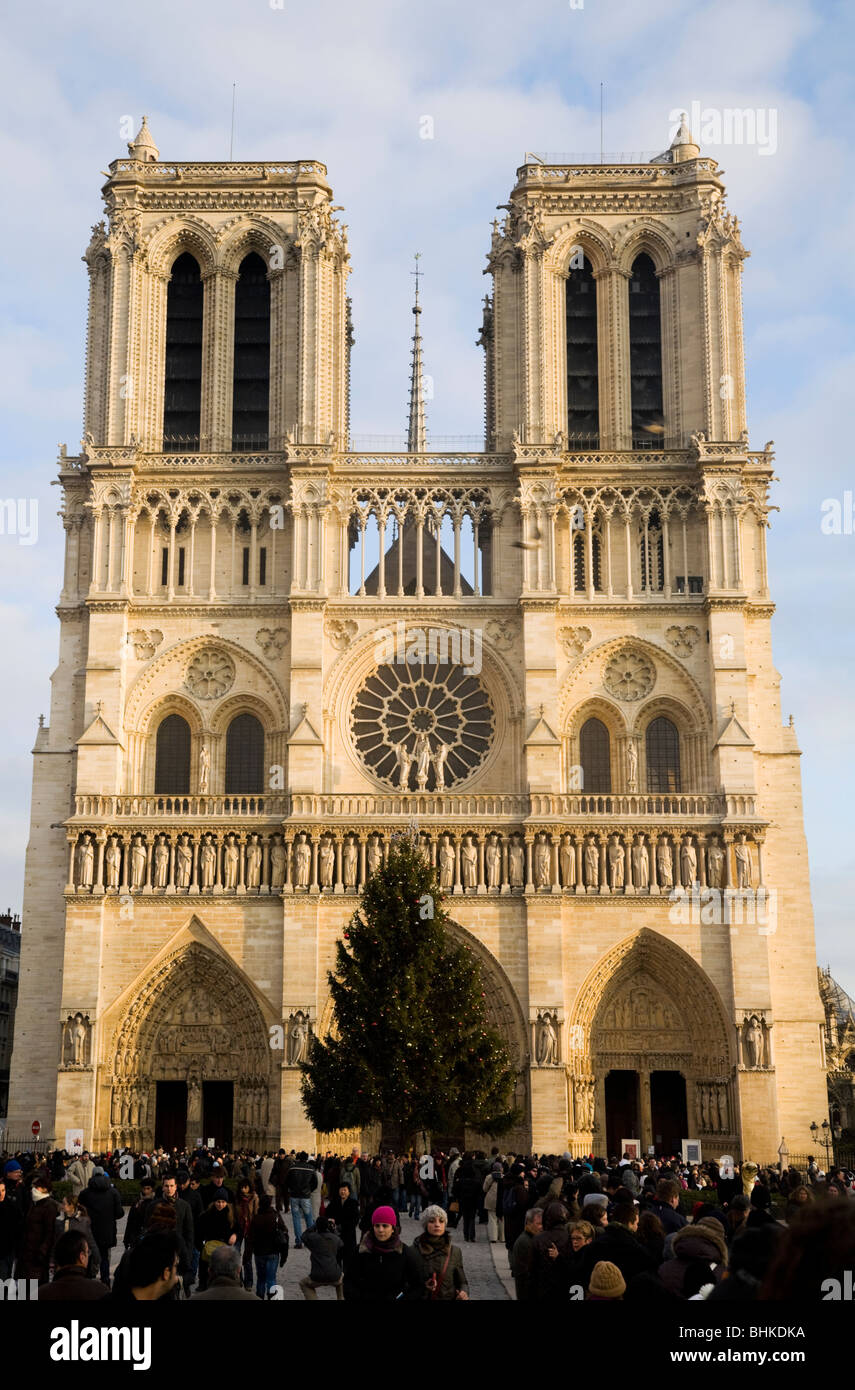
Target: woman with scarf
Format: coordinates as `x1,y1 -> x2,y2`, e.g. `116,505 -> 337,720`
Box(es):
195,1193 -> 237,1292
405,1205 -> 469,1300
233,1178 -> 259,1288
342,1206 -> 418,1301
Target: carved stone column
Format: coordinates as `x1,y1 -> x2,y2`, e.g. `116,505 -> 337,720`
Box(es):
598,833 -> 609,896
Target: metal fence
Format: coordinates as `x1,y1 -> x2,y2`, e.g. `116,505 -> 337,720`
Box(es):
0,1137 -> 56,1157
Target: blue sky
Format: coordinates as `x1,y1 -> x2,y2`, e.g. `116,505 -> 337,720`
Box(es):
1,0 -> 853,990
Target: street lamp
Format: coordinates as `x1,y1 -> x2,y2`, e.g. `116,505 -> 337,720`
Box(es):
809,1120 -> 834,1169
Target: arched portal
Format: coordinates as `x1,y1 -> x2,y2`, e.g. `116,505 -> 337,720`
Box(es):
567,930 -> 738,1158
99,941 -> 275,1152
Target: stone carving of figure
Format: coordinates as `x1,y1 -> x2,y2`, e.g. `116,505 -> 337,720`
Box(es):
461,835 -> 477,889
735,835 -> 752,888
72,1013 -> 87,1066
535,1012 -> 559,1066
417,835 -> 431,867
509,836 -> 524,888
584,837 -> 599,888
246,834 -> 262,889
175,835 -> 192,889
343,837 -> 358,888
131,835 -> 147,890
700,1085 -> 710,1131
560,835 -> 575,889
633,993 -> 649,1028
626,738 -> 638,793
199,743 -> 210,794
433,741 -> 449,791
633,834 -> 649,888
439,835 -> 455,889
414,732 -> 432,791
395,740 -> 412,791
318,837 -> 334,888
680,836 -> 697,887
153,836 -> 169,889
716,1086 -> 727,1132
105,836 -> 121,889
657,839 -> 673,889
608,838 -> 625,890
578,1083 -> 593,1131
295,834 -> 311,887
745,1015 -> 764,1068
223,834 -> 239,889
78,833 -> 94,889
707,838 -> 724,889
367,837 -> 382,877
187,1075 -> 201,1114
200,835 -> 216,890
486,834 -> 501,890
534,834 -> 550,888
289,1012 -> 310,1065
270,837 -> 286,888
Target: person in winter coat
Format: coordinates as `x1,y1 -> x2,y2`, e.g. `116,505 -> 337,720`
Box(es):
67,1152 -> 96,1199
0,1176 -> 23,1279
78,1171 -> 124,1285
649,1179 -> 687,1236
196,1194 -> 237,1291
233,1178 -> 259,1287
17,1173 -> 60,1284
658,1217 -> 728,1298
53,1193 -> 101,1278
503,1171 -> 532,1254
452,1158 -> 482,1243
510,1206 -> 543,1300
405,1206 -> 469,1300
575,1198 -> 654,1292
325,1184 -> 361,1262
123,1180 -> 157,1251
300,1215 -> 345,1299
247,1193 -> 286,1299
531,1201 -> 574,1301
189,1243 -> 259,1301
343,1206 -> 417,1301
39,1230 -> 110,1302
340,1152 -> 360,1202
483,1163 -> 505,1243
286,1152 -> 319,1248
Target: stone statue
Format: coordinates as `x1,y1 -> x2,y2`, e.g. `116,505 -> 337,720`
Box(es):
439,835 -> 455,889
245,834 -> 262,889
584,838 -> 599,888
270,837 -> 286,888
461,835 -> 477,889
200,835 -> 216,889
395,739 -> 412,790
486,834 -> 501,890
716,1086 -> 727,1132
657,839 -> 673,889
626,737 -> 638,793
632,835 -> 649,888
153,836 -> 169,889
105,836 -> 121,889
417,835 -> 431,866
508,836 -> 524,888
131,835 -> 147,890
199,743 -> 210,794
367,837 -> 382,877
319,837 -> 335,888
535,1012 -> 559,1065
71,1013 -> 87,1066
707,838 -> 724,888
78,833 -> 94,889
294,833 -> 311,887
414,731 -> 431,791
559,835 -> 575,888
745,1014 -> 764,1068
735,835 -> 752,888
700,1085 -> 710,1131
534,834 -> 550,888
680,836 -> 697,887
289,1012 -> 310,1065
608,838 -> 625,890
224,834 -> 239,889
175,835 -> 192,889
343,837 -> 358,888
433,741 -> 449,791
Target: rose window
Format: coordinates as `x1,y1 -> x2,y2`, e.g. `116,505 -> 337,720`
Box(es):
351,660 -> 494,790
185,648 -> 235,699
603,650 -> 655,702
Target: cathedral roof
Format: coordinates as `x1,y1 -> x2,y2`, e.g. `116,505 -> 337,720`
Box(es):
819,967 -> 855,1030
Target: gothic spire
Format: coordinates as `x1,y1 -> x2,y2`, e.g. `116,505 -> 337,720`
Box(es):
407,253 -> 427,453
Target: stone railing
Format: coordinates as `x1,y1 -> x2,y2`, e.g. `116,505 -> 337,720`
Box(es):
72,793 -> 288,820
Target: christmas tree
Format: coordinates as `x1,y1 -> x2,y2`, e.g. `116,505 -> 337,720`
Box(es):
300,832 -> 518,1147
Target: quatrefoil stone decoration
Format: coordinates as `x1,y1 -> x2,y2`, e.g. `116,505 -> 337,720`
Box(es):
603,650 -> 655,702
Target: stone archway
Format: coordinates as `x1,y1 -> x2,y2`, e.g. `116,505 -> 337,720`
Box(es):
567,929 -> 738,1158
99,941 -> 275,1151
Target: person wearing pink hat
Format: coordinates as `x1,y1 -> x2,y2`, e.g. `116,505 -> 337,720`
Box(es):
342,1205 -> 418,1301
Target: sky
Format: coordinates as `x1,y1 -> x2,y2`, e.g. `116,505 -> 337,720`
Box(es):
0,0 -> 852,992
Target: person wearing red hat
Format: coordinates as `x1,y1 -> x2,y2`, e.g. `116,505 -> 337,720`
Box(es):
342,1206 -> 418,1301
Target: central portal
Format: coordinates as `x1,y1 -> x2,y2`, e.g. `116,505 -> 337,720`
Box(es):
605,1070 -> 640,1157
202,1080 -> 234,1149
155,1080 -> 188,1150
650,1071 -> 687,1155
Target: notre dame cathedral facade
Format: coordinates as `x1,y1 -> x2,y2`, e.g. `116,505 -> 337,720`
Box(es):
7,116 -> 829,1160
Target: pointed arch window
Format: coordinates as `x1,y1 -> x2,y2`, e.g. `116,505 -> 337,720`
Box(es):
225,713 -> 265,793
163,253 -> 203,451
232,252 -> 270,451
154,714 -> 191,794
580,717 -> 611,793
646,716 -> 680,793
566,254 -> 599,449
640,507 -> 665,592
629,253 -> 664,449
573,528 -> 602,593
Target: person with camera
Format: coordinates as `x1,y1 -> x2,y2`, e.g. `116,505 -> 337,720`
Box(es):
404,1205 -> 469,1300
299,1214 -> 344,1299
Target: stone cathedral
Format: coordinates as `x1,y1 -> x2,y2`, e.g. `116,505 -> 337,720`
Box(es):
7,116 -> 829,1161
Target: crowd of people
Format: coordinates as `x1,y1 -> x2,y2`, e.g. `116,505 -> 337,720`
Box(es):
1,1141 -> 853,1301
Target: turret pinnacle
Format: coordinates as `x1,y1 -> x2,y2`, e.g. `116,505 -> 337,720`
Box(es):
407,253 -> 427,453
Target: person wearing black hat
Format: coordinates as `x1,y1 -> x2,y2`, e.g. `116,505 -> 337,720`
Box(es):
202,1162 -> 234,1209
124,1179 -> 157,1251
0,1174 -> 23,1279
